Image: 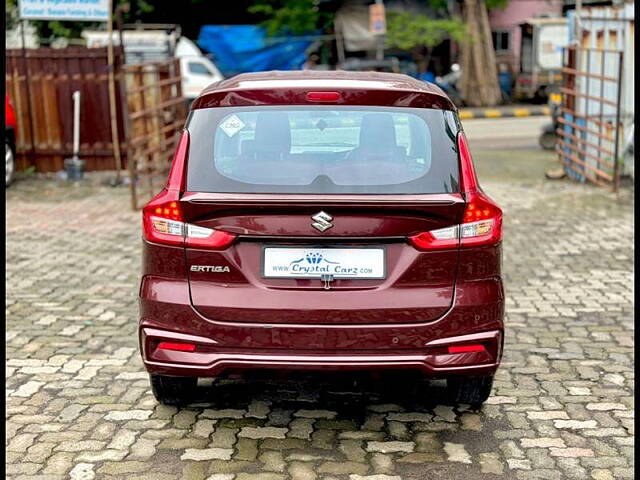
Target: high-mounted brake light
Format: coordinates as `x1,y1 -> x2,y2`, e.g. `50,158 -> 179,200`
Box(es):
306,91 -> 341,102
141,131 -> 237,249
408,131 -> 502,250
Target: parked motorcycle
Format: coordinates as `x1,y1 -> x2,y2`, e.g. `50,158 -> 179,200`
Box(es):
539,92 -> 562,150
435,64 -> 463,107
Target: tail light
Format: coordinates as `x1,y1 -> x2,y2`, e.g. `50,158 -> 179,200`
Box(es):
142,194 -> 237,249
408,132 -> 502,250
141,131 -> 237,249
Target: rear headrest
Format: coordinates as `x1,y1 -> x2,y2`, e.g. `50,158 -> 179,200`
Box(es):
359,113 -> 397,149
254,112 -> 291,153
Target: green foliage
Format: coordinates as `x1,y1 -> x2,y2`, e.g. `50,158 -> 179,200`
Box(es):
248,0 -> 333,36
386,11 -> 467,51
486,0 -> 510,10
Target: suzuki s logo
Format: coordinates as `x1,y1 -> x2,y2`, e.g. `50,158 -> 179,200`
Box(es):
190,265 -> 230,273
311,211 -> 333,232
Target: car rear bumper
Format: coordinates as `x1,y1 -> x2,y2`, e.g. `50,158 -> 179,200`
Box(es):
141,327 -> 501,377
138,276 -> 504,378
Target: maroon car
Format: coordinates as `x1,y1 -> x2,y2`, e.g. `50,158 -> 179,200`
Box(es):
139,71 -> 504,406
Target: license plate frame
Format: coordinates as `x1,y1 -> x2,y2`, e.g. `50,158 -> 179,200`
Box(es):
261,245 -> 386,280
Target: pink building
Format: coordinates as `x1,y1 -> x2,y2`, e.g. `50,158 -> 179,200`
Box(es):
489,0 -> 564,73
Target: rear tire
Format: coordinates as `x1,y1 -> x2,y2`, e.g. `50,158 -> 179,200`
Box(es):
539,131 -> 557,150
150,374 -> 197,406
447,375 -> 494,406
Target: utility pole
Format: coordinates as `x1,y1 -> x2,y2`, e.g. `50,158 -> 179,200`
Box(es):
107,0 -> 124,183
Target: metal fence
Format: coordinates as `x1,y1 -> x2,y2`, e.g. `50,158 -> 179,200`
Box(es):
122,58 -> 186,209
5,47 -> 127,172
557,46 -> 624,190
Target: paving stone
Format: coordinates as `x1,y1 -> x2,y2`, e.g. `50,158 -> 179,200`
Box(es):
553,420 -> 598,429
386,412 -> 432,423
259,450 -> 286,472
236,474 -> 285,480
480,452 -> 504,475
443,442 -> 472,464
527,411 -> 570,420
69,463 -> 95,480
104,410 -> 152,421
366,441 -> 414,454
338,431 -> 385,441
521,437 -> 566,448
289,461 -> 318,480
12,381 -> 45,397
549,448 -> 595,458
340,439 -> 367,462
317,462 -> 369,475
202,409 -> 245,419
349,476 -> 401,480
75,450 -> 128,462
294,409 -> 337,419
181,448 -> 234,461
238,427 -> 287,439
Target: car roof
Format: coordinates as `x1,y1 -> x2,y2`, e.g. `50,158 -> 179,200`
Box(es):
192,70 -> 455,111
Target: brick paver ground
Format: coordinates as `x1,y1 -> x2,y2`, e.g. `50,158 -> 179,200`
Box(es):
6,147 -> 634,480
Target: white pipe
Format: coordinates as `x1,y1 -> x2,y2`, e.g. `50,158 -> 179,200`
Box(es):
72,90 -> 81,158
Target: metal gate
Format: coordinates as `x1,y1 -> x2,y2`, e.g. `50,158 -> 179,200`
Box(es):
557,46 -> 624,190
122,58 -> 186,209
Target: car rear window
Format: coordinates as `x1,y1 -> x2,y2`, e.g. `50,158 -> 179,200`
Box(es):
186,106 -> 460,194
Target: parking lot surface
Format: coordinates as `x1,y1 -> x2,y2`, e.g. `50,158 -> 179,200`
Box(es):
6,146 -> 634,480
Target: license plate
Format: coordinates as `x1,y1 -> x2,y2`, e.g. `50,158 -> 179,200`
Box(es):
263,247 -> 385,279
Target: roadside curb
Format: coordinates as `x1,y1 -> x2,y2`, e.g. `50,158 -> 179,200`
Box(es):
459,106 -> 551,119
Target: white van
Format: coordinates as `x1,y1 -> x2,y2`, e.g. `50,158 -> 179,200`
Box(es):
82,30 -> 224,101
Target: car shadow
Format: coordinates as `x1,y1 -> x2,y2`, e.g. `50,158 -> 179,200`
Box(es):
183,371 -> 477,415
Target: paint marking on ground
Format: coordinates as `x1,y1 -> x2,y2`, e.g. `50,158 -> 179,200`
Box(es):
483,109 -> 502,118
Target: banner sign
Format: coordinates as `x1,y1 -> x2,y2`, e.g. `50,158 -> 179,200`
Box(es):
19,0 -> 109,21
369,3 -> 386,35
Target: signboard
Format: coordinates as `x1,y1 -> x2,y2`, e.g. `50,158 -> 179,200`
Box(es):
369,3 -> 386,35
537,24 -> 569,70
19,0 -> 109,21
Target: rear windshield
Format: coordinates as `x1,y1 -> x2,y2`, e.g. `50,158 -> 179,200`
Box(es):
187,106 -> 460,194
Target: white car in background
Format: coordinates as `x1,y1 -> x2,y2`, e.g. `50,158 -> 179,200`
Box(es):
82,30 -> 223,102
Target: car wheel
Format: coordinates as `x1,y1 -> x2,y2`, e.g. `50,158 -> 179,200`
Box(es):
149,374 -> 197,406
6,141 -> 15,186
539,131 -> 557,150
446,375 -> 494,406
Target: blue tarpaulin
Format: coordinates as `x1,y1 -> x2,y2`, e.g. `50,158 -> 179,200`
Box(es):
198,25 -> 315,77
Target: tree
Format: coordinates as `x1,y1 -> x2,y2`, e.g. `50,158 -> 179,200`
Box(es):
248,0 -> 334,36
459,0 -> 502,106
386,11 -> 466,74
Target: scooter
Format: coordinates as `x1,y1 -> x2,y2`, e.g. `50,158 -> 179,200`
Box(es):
435,64 -> 463,107
539,92 -> 562,150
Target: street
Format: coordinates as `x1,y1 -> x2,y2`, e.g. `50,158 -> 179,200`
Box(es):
6,116 -> 634,480
464,116 -> 549,150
